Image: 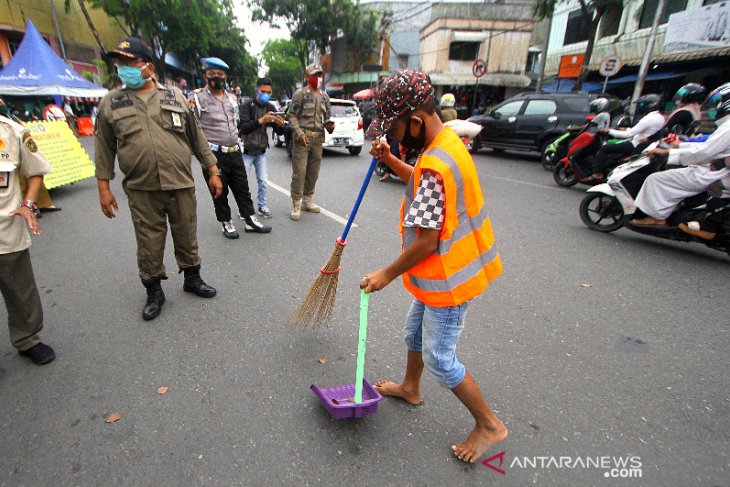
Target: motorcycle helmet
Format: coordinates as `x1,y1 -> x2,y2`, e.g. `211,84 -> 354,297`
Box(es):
440,93 -> 456,108
634,94 -> 662,117
589,97 -> 609,114
672,83 -> 707,105
702,82 -> 730,121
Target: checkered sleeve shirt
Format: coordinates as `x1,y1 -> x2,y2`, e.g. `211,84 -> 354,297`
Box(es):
403,170 -> 446,230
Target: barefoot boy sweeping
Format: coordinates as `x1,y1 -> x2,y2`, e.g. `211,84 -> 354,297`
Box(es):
360,70 -> 507,463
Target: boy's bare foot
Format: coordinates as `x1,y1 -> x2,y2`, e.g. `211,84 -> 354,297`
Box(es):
373,380 -> 422,405
451,422 -> 508,463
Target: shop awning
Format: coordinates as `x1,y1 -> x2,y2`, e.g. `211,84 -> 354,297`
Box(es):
428,72 -> 531,87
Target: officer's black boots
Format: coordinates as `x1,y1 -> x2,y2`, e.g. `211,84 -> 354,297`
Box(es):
182,265 -> 217,298
142,277 -> 166,321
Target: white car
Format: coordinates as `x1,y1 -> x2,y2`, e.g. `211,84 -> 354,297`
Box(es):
324,99 -> 364,155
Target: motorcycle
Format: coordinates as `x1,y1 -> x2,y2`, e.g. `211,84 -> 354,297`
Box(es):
578,153 -> 730,258
542,116 -> 596,171
445,119 -> 482,154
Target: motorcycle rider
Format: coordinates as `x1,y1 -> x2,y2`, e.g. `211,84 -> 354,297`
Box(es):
631,83 -> 730,227
587,94 -> 665,182
589,97 -> 611,130
439,93 -> 458,122
641,83 -> 706,147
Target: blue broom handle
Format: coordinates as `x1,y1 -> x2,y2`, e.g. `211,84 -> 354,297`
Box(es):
341,156 -> 378,242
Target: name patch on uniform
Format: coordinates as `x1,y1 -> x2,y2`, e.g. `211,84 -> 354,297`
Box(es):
22,132 -> 38,153
171,112 -> 182,128
0,172 -> 8,188
160,99 -> 181,108
110,93 -> 133,110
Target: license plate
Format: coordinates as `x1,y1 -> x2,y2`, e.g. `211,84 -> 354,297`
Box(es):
334,138 -> 348,145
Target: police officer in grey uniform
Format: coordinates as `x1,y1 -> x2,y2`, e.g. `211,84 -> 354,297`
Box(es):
95,37 -> 222,321
191,57 -> 271,238
287,63 -> 334,221
0,115 -> 55,364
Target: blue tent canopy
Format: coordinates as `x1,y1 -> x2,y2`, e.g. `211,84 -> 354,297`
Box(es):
0,19 -> 107,97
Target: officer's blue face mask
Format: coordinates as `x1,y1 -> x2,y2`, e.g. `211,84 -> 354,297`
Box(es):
117,64 -> 149,89
257,91 -> 271,104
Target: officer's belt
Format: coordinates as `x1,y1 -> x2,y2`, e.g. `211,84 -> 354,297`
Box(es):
302,128 -> 324,137
209,143 -> 241,153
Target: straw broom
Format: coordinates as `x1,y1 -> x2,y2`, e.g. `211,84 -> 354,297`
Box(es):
288,157 -> 379,330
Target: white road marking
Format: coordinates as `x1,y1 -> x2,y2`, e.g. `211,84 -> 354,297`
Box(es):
266,180 -> 357,228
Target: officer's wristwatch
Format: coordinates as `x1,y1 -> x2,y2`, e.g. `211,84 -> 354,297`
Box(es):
20,199 -> 38,211
209,169 -> 222,177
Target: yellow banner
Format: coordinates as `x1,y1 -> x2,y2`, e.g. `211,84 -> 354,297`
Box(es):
23,121 -> 95,190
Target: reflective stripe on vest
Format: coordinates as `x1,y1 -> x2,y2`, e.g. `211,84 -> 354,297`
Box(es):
403,146 -> 498,259
408,245 -> 499,292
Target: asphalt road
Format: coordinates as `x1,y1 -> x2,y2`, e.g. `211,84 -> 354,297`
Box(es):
1,135 -> 728,486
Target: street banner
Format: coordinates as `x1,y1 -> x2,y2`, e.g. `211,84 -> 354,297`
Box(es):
664,2 -> 730,54
23,120 -> 95,189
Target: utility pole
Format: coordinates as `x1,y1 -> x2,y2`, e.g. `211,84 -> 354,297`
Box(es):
631,0 -> 667,113
535,11 -> 553,92
49,0 -> 68,61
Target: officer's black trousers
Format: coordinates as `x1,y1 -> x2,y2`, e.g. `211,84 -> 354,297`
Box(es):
203,151 -> 255,222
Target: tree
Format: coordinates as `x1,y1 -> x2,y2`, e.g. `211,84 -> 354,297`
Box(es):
534,0 -> 622,90
340,7 -> 379,72
262,39 -> 301,97
87,0 -> 257,88
250,0 -> 378,74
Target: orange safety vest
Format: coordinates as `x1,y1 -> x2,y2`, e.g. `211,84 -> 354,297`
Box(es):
399,128 -> 502,307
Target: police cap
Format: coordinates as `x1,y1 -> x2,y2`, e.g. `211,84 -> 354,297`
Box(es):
201,57 -> 230,72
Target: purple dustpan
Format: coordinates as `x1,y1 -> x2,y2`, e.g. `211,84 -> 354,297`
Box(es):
311,380 -> 383,420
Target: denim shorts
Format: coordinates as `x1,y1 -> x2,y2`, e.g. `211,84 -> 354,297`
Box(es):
404,298 -> 468,389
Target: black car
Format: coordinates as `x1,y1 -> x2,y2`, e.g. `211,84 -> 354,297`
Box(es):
467,92 -> 619,156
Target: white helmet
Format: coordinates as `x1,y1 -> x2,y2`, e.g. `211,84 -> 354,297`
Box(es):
440,93 -> 455,108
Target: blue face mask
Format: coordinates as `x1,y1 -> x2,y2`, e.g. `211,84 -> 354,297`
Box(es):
257,92 -> 271,104
117,65 -> 148,89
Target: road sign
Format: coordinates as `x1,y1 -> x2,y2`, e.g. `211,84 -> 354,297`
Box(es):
599,55 -> 623,77
472,59 -> 487,78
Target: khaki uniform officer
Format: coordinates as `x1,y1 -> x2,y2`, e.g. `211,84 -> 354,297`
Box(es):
95,37 -> 223,322
287,63 -> 333,221
0,115 -> 56,365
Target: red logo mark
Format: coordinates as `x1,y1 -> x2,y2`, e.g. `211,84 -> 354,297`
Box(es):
482,450 -> 507,475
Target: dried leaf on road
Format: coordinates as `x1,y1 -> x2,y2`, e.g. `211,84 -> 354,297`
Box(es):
105,412 -> 122,423
157,387 -> 168,395
318,357 -> 329,365
580,283 -> 592,288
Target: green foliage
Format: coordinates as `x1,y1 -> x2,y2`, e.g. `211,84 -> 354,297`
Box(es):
341,8 -> 380,71
251,0 -> 380,73
261,39 -> 301,97
86,0 -> 258,88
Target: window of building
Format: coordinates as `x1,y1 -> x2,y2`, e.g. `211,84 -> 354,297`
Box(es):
493,100 -> 524,117
703,0 -> 721,5
6,32 -> 24,56
598,3 -> 622,38
563,7 -> 594,45
639,0 -> 688,29
398,54 -> 409,69
523,100 -> 557,116
525,51 -> 541,76
448,41 -> 480,61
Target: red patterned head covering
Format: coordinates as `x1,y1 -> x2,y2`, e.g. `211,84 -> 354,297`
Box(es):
365,69 -> 435,139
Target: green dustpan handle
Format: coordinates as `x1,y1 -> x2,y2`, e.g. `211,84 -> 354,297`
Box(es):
355,289 -> 370,404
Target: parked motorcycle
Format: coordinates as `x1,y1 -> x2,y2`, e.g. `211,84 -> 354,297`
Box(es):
579,154 -> 730,257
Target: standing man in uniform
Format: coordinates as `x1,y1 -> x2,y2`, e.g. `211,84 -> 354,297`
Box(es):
0,115 -> 56,364
191,57 -> 271,238
95,37 -> 222,322
239,77 -> 285,219
286,63 -> 334,221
